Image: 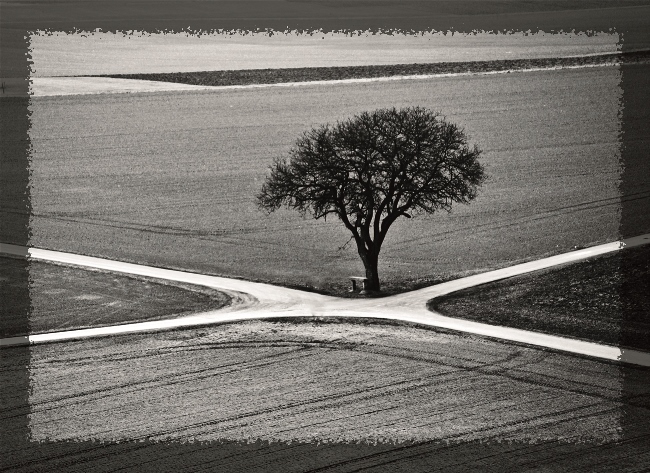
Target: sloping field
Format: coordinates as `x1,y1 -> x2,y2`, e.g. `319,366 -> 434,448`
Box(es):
17,2 -> 650,81
24,65 -> 628,293
28,30 -> 620,77
8,320 -> 647,470
0,257 -> 230,337
430,245 -> 650,350
98,51 -> 650,88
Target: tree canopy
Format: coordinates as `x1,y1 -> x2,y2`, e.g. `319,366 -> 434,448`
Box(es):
257,106 -> 486,291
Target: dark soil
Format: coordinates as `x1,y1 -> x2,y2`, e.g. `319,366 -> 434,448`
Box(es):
0,257 -> 231,338
429,245 -> 650,351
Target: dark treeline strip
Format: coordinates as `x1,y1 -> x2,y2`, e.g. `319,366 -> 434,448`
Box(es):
93,50 -> 650,87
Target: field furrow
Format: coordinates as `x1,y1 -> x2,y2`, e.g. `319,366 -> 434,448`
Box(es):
23,321 -> 649,445
22,65 -> 633,295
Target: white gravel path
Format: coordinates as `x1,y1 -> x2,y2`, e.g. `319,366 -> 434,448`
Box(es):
2,235 -> 649,366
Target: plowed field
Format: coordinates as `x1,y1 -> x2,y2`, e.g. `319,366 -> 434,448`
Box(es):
25,65 -> 626,293
7,320 -> 646,471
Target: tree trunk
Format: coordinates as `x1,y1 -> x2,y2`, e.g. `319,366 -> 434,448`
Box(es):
358,248 -> 381,292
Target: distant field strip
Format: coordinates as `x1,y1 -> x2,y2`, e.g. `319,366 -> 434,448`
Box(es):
28,27 -> 623,77
30,52 -> 650,97
93,50 -> 650,88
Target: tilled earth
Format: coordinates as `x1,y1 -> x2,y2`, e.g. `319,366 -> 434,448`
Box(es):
1,321 -> 647,471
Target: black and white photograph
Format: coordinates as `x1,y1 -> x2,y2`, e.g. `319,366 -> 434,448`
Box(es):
2,1 -> 650,471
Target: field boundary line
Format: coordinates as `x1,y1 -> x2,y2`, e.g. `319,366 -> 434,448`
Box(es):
30,61 -> 625,97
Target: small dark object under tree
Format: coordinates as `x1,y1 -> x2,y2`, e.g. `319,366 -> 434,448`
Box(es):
257,107 -> 486,292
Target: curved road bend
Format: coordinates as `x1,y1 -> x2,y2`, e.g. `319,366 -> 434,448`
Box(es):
1,234 -> 649,366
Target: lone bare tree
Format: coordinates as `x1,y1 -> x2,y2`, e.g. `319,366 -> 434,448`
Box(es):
257,107 -> 485,292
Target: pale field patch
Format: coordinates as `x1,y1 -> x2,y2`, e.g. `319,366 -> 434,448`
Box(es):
29,76 -> 218,97
25,66 -> 624,291
28,30 -> 620,77
73,294 -> 103,301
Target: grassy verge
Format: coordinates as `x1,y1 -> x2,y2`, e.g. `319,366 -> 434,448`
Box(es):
428,245 -> 650,351
279,274 -> 453,299
0,257 -> 231,338
94,50 -> 650,86
272,250 -> 586,298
